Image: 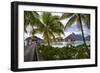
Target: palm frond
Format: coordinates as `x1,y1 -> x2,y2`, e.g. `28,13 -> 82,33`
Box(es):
64,15 -> 77,30
53,15 -> 60,20
60,13 -> 74,20
81,14 -> 90,29
76,15 -> 81,29
42,12 -> 52,25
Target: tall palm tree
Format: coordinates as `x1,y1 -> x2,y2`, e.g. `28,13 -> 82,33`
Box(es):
24,12 -> 64,61
60,13 -> 90,45
38,12 -> 64,46
24,11 -> 64,46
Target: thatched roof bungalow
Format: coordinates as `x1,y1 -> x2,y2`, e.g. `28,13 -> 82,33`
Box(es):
24,36 -> 43,46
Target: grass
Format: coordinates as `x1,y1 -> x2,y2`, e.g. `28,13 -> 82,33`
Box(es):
38,44 -> 90,60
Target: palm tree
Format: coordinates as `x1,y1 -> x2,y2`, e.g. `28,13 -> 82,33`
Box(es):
24,11 -> 64,46
38,12 -> 64,46
24,11 -> 42,34
81,14 -> 90,29
24,12 -> 64,61
60,13 -> 90,46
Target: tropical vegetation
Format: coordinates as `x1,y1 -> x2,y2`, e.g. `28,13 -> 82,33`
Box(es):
38,44 -> 90,60
24,11 -> 64,46
24,11 -> 90,61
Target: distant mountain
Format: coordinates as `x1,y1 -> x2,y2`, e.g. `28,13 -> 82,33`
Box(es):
64,33 -> 90,41
64,33 -> 82,41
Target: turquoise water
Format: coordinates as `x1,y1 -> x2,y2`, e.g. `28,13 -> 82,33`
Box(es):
51,41 -> 90,47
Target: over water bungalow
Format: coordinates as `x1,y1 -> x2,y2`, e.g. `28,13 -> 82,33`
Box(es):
64,35 -> 75,46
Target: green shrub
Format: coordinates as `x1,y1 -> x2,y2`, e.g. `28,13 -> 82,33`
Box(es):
38,44 -> 90,60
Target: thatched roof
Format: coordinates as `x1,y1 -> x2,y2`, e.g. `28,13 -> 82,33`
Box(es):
25,37 -> 32,41
25,36 -> 43,41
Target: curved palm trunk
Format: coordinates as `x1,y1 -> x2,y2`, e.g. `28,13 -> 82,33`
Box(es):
47,40 -> 50,46
79,14 -> 87,46
47,35 -> 50,46
45,30 -> 51,46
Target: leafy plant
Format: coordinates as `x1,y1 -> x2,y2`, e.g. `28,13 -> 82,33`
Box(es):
38,44 -> 90,60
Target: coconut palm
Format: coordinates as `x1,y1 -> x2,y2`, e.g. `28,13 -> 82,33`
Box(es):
24,11 -> 64,46
38,12 -> 64,46
60,13 -> 90,45
24,11 -> 42,34
24,12 -> 64,61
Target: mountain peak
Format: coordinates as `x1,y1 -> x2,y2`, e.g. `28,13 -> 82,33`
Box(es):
72,32 -> 76,35
64,33 -> 82,41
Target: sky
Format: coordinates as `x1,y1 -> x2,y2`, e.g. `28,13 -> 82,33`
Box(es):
60,19 -> 90,38
24,12 -> 90,39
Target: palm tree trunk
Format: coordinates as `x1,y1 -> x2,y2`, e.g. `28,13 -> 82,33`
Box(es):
47,40 -> 50,46
47,35 -> 50,46
79,14 -> 87,46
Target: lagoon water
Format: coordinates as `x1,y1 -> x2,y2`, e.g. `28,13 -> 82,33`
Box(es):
51,41 -> 90,47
